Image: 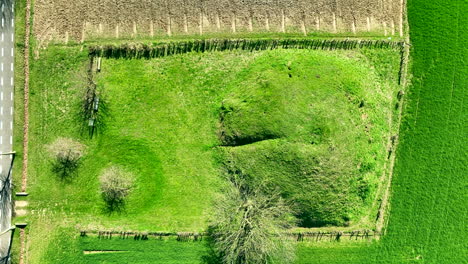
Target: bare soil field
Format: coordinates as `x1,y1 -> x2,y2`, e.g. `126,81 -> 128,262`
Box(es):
34,0 -> 405,43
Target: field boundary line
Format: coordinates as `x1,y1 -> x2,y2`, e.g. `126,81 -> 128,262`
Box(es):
21,0 -> 31,193
87,38 -> 404,59
79,229 -> 379,243
376,0 -> 411,234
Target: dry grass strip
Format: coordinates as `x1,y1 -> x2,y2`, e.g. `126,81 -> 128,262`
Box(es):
21,0 -> 31,192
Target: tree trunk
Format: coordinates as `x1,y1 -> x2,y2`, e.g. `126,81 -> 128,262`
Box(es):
199,10 -> 204,35
399,0 -> 404,37
366,16 -> 371,32
216,12 -> 221,30
150,20 -> 154,37
351,19 -> 356,35
391,18 -> 395,35
183,13 -> 189,33
64,31 -> 69,44
80,22 -> 85,43
231,13 -> 236,33
301,16 -> 307,36
248,13 -> 253,32
332,12 -> 337,33
315,15 -> 320,31
383,21 -> 388,36
281,9 -> 286,33
265,13 -> 270,31
115,24 -> 119,38
167,16 -> 172,36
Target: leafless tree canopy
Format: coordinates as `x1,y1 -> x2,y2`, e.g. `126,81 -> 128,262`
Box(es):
99,166 -> 134,212
210,179 -> 296,264
47,138 -> 85,179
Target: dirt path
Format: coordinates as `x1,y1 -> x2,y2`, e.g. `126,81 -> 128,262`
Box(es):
21,0 -> 31,192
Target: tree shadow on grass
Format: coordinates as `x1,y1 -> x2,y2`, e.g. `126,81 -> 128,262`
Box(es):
51,153 -> 81,183
200,226 -> 223,264
101,197 -> 128,215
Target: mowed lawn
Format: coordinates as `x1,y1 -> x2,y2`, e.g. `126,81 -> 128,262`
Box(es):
297,0 -> 467,263
23,45 -> 401,263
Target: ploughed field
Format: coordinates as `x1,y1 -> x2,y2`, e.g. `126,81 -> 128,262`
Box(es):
23,46 -> 401,263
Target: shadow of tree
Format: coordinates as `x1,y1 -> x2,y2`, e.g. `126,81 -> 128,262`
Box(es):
200,226 -> 223,264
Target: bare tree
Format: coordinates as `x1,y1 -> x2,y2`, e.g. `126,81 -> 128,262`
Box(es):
48,138 -> 85,179
99,166 -> 134,212
210,178 -> 296,264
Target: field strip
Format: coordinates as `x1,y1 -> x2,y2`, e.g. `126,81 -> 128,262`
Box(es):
21,0 -> 31,192
375,37 -> 411,234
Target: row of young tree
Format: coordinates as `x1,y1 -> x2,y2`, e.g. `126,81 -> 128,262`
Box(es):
35,0 -> 405,41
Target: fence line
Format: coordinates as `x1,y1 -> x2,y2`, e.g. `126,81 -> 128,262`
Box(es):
88,38 -> 404,59
80,229 -> 378,243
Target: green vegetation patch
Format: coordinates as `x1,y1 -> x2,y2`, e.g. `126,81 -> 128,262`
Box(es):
26,45 -> 402,263
219,50 -> 400,226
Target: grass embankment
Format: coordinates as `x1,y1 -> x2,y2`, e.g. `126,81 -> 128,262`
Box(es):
298,0 -> 467,263
23,46 -> 400,263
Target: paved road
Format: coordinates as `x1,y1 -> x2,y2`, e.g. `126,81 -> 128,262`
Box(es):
0,0 -> 14,259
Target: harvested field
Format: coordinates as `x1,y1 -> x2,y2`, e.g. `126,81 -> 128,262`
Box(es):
34,0 -> 405,43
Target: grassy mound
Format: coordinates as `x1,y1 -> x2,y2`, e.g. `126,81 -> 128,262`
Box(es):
218,50 -> 398,226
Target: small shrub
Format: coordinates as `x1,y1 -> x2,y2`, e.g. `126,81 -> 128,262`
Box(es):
99,166 -> 134,212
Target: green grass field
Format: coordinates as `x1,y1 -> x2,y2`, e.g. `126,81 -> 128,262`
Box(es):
20,44 -> 401,263
37,232 -> 207,264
